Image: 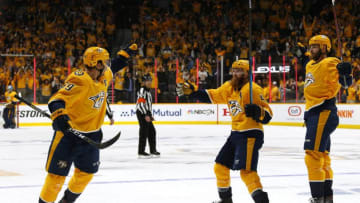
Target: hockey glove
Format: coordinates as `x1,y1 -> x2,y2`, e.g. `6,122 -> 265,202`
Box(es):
51,109 -> 71,134
111,44 -> 137,73
176,83 -> 184,97
337,62 -> 353,87
124,43 -> 138,56
336,62 -> 352,76
245,104 -> 262,122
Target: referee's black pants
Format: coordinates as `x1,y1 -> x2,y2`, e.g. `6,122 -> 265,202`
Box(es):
136,111 -> 157,154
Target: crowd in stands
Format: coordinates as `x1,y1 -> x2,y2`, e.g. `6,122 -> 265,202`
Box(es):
0,0 -> 116,102
2,0 -> 360,104
127,0 -> 360,103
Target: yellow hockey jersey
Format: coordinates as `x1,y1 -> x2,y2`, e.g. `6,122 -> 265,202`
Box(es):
48,67 -> 113,132
304,57 -> 340,111
206,81 -> 272,132
5,91 -> 18,103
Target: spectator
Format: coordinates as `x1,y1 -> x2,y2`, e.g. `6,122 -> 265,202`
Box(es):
157,65 -> 169,103
123,72 -> 135,103
347,83 -> 357,103
51,76 -> 62,94
41,79 -> 51,103
198,64 -> 209,90
114,71 -> 125,103
271,81 -> 281,102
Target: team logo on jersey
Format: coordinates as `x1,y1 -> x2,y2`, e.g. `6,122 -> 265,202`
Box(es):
57,160 -> 68,168
228,100 -> 242,116
74,70 -> 84,76
89,91 -> 105,109
305,72 -> 315,88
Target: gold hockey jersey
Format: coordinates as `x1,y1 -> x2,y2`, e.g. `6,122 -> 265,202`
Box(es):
304,57 -> 340,111
48,67 -> 113,132
206,81 -> 272,132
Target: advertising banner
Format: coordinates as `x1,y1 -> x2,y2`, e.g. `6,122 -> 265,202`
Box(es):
14,103 -> 360,129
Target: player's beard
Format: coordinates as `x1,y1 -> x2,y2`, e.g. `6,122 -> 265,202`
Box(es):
231,74 -> 248,91
311,49 -> 322,61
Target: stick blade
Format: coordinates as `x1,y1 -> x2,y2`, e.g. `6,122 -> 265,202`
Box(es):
98,131 -> 121,149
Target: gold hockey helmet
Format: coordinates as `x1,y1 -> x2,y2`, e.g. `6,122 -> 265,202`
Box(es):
232,60 -> 249,71
83,47 -> 110,67
309,35 -> 331,52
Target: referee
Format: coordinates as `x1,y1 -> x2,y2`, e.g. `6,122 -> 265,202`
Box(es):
136,74 -> 160,158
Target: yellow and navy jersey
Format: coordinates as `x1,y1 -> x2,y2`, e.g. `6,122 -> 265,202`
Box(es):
304,57 -> 340,111
206,81 -> 272,132
48,67 -> 113,133
5,91 -> 18,103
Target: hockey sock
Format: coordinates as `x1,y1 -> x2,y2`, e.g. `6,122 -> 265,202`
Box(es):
323,152 -> 333,197
305,150 -> 325,198
214,163 -> 232,199
39,173 -> 66,202
240,170 -> 263,194
68,168 -> 93,194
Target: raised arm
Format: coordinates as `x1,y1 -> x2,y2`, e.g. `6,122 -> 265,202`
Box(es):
177,81 -> 231,104
110,44 -> 138,73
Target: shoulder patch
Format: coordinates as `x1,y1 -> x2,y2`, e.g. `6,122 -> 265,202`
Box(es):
74,70 -> 84,76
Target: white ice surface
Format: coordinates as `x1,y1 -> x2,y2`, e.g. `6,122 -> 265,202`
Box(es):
0,125 -> 359,203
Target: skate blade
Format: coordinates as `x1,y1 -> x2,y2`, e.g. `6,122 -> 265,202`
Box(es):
138,155 -> 151,159
151,154 -> 161,158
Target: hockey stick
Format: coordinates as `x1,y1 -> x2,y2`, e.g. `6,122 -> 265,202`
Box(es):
14,95 -> 120,149
332,0 -> 349,94
248,0 -> 253,103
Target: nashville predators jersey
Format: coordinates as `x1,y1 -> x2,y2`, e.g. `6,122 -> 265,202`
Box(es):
48,67 -> 113,132
206,81 -> 272,132
304,57 -> 340,111
5,91 -> 18,103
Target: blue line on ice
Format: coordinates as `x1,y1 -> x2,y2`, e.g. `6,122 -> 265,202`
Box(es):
0,172 -> 359,190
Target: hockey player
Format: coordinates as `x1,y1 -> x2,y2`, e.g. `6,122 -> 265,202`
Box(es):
178,60 -> 272,203
2,85 -> 18,129
39,44 -> 137,203
136,74 -> 160,158
304,35 -> 352,203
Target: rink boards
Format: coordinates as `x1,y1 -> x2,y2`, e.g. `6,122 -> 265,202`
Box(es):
2,103 -> 359,129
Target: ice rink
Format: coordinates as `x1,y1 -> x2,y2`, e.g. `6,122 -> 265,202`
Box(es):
0,124 -> 359,203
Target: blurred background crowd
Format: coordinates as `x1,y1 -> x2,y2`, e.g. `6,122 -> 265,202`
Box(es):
1,0 -> 360,104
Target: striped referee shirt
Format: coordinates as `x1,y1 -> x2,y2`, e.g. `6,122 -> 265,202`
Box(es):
136,87 -> 152,115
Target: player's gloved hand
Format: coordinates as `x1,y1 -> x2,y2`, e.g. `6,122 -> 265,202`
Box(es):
111,44 -> 138,72
185,81 -> 195,91
245,104 -> 262,122
336,62 -> 352,76
337,62 -> 353,87
53,115 -> 71,133
51,109 -> 71,134
124,43 -> 138,56
176,83 -> 184,97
